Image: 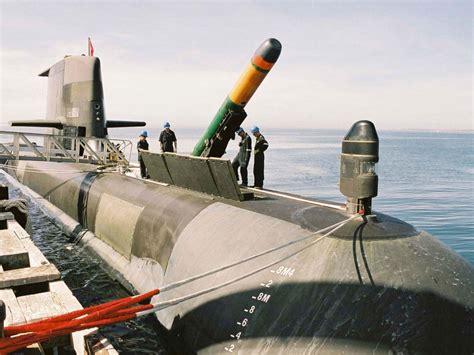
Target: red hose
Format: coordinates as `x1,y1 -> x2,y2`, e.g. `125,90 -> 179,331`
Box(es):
3,298 -> 124,336
0,289 -> 159,354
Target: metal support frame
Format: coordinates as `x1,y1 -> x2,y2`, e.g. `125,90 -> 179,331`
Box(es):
0,131 -> 132,166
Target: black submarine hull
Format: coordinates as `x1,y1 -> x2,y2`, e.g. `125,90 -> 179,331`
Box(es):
5,160 -> 474,354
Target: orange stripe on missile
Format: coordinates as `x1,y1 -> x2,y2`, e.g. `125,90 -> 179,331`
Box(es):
251,55 -> 274,71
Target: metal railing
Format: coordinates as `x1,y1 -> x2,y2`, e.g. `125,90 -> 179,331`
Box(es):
0,131 -> 132,165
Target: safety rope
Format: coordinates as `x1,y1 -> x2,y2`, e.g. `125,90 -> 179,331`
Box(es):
160,214 -> 359,293
0,198 -> 28,214
0,163 -> 103,175
139,213 -> 358,316
0,214 -> 359,352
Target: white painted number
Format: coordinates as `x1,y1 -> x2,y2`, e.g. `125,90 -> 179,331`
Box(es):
256,292 -> 271,303
225,344 -> 235,352
260,280 -> 273,288
276,266 -> 295,277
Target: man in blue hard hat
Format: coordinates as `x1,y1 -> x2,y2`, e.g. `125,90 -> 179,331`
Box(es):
159,122 -> 177,153
137,131 -> 149,179
232,127 -> 252,187
251,126 -> 269,189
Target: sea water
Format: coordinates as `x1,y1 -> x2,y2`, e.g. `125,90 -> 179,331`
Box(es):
1,128 -> 472,352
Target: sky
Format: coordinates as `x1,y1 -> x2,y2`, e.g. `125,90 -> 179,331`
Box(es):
0,1 -> 472,131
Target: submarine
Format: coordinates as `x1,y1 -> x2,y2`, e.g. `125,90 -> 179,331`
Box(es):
1,38 -> 473,354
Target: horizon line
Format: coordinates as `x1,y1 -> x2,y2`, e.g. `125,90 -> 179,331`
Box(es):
0,123 -> 472,134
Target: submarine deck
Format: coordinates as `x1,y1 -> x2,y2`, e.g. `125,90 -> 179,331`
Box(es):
231,187 -> 347,232
4,158 -> 419,242
139,175 -> 419,240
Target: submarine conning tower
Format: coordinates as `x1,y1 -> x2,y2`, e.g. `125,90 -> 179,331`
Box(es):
9,54 -> 146,138
340,120 -> 379,215
41,56 -> 106,138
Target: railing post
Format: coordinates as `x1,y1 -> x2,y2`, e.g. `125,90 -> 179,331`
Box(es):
76,137 -> 81,162
0,185 -> 9,230
13,133 -> 20,160
0,131 -> 132,166
44,135 -> 51,161
0,299 -> 5,338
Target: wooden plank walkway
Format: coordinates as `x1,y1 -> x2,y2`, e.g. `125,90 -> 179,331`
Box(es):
17,283 -> 78,323
0,221 -> 83,353
0,187 -> 117,354
0,230 -> 66,328
0,229 -> 30,270
0,288 -> 26,326
0,264 -> 60,289
8,219 -> 31,240
0,185 -> 118,355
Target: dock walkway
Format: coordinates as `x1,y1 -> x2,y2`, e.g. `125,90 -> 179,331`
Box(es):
0,185 -> 116,354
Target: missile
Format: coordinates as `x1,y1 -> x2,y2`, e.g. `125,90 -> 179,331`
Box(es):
192,38 -> 282,157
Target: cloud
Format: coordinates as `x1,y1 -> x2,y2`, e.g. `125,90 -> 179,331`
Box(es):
0,1 -> 471,130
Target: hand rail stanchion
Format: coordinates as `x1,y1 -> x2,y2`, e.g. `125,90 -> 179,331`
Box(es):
0,300 -> 6,338
0,130 -> 131,166
13,133 -> 20,160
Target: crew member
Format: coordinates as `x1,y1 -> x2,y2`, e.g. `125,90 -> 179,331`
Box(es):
251,126 -> 268,189
159,122 -> 177,153
137,131 -> 149,179
232,127 -> 252,186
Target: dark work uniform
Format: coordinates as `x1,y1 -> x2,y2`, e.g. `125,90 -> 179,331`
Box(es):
253,134 -> 269,188
137,139 -> 149,178
159,129 -> 177,153
232,133 -> 252,185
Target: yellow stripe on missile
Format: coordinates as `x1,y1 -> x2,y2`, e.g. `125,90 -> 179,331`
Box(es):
229,62 -> 268,107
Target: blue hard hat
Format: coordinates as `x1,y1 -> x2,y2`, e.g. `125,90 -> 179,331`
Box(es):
140,130 -> 148,137
163,122 -> 170,128
250,126 -> 260,134
236,127 -> 244,134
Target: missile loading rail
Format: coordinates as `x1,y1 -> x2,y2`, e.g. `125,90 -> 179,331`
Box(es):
0,131 -> 132,166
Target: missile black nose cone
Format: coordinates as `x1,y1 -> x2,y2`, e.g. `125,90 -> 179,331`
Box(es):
255,38 -> 282,63
344,120 -> 379,143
